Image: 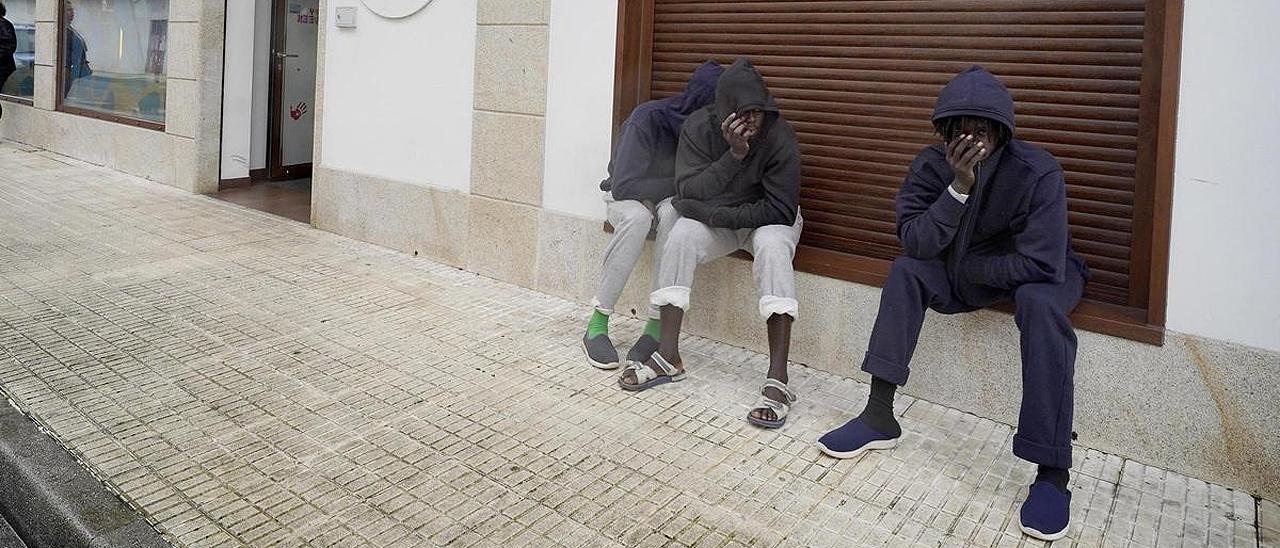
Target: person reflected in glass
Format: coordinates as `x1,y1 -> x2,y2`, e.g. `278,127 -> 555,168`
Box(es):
63,2 -> 90,95
0,2 -> 16,117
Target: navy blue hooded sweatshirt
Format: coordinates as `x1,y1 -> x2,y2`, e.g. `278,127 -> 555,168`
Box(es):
600,60 -> 723,203
897,66 -> 1086,306
674,59 -> 802,229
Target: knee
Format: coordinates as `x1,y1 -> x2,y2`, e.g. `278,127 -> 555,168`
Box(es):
752,228 -> 797,261
754,238 -> 795,263
888,256 -> 930,282
662,218 -> 704,257
613,202 -> 652,232
667,217 -> 705,243
656,199 -> 679,224
1014,284 -> 1066,322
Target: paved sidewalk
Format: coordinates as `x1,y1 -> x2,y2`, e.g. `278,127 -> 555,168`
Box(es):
0,141 -> 1273,548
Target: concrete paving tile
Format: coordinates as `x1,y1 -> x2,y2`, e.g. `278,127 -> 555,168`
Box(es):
0,141 -> 1264,548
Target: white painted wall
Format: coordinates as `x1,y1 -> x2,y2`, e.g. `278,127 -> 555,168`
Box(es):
251,1 -> 272,171
319,0 -> 475,191
220,1 -> 256,180
220,1 -> 273,176
541,0 -> 617,221
1166,0 -> 1280,353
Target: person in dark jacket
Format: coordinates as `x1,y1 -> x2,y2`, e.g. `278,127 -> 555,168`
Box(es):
817,66 -> 1088,542
0,2 -> 16,119
583,60 -> 723,370
618,59 -> 805,431
63,3 -> 89,95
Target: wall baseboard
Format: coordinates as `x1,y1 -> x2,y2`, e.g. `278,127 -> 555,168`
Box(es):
218,168 -> 269,191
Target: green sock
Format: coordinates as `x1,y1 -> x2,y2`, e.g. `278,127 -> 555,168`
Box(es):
587,310 -> 610,338
643,318 -> 661,339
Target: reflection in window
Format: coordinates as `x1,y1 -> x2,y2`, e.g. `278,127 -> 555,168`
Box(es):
61,0 -> 168,125
1,0 -> 36,100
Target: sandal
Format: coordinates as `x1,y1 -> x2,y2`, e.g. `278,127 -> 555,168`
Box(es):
618,352 -> 685,392
747,378 -> 797,429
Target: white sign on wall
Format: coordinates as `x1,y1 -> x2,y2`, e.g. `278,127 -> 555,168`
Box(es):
359,0 -> 434,18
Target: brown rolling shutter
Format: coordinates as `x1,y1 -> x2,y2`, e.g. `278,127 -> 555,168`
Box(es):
614,0 -> 1182,343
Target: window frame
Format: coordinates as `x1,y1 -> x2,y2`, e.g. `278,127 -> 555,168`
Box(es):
54,0 -> 166,131
610,0 -> 1183,345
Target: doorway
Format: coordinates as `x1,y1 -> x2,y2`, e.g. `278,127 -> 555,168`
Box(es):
216,0 -> 317,223
267,0 -> 319,180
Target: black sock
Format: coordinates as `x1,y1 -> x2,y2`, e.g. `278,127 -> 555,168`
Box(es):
1036,466 -> 1070,493
857,376 -> 901,437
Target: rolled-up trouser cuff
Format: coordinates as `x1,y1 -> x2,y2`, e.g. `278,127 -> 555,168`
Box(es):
590,297 -> 613,316
861,351 -> 909,386
759,296 -> 798,319
1013,434 -> 1073,469
651,286 -> 691,311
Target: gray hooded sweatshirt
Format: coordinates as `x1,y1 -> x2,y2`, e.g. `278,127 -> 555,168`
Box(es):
673,59 -> 801,230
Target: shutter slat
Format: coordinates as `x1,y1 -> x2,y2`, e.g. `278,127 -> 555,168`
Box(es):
649,0 -> 1146,306
655,1 -> 1146,15
653,56 -> 1144,85
652,44 -> 1142,67
653,23 -> 1144,40
654,11 -> 1146,26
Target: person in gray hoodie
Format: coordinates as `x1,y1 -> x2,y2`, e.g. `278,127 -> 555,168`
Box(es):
617,59 -> 804,430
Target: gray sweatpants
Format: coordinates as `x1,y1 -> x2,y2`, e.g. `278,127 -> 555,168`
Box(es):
651,212 -> 803,319
592,194 -> 678,319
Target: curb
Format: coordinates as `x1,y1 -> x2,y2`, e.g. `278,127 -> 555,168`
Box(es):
0,400 -> 169,548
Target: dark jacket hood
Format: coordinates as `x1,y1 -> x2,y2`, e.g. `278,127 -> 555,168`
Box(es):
932,65 -> 1016,134
669,60 -> 723,116
647,60 -> 723,137
713,59 -> 778,124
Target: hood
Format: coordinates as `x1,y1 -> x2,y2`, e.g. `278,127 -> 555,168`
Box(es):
668,59 -> 724,115
713,58 -> 778,124
932,65 -> 1016,134
643,60 -> 722,138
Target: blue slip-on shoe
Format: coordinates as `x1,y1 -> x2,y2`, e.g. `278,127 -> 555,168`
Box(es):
816,417 -> 900,459
1019,481 -> 1071,541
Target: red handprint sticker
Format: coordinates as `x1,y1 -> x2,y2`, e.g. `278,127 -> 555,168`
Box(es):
290,102 -> 309,121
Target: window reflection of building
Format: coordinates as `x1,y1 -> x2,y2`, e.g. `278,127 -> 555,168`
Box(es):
60,0 -> 169,125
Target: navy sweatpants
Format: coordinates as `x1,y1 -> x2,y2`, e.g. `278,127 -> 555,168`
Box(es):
862,256 -> 1084,469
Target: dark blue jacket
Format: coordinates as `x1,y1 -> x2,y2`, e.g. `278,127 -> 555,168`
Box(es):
896,66 -> 1086,306
601,60 -> 722,203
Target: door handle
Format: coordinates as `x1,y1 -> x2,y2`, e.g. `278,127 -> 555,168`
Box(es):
274,52 -> 300,59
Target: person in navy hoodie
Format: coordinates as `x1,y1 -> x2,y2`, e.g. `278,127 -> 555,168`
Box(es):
817,66 -> 1088,541
583,61 -> 723,370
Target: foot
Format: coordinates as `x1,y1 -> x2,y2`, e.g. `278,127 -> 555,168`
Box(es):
582,332 -> 619,370
747,377 -> 796,429
1019,481 -> 1071,541
748,374 -> 791,425
625,333 -> 660,364
619,351 -> 683,389
816,417 -> 900,459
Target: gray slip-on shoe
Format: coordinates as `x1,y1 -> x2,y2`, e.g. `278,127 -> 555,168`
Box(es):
583,332 -> 620,369
625,333 -> 660,365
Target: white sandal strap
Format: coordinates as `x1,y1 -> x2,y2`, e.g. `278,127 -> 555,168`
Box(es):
760,378 -> 797,403
624,361 -> 658,384
756,396 -> 790,420
650,352 -> 680,376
